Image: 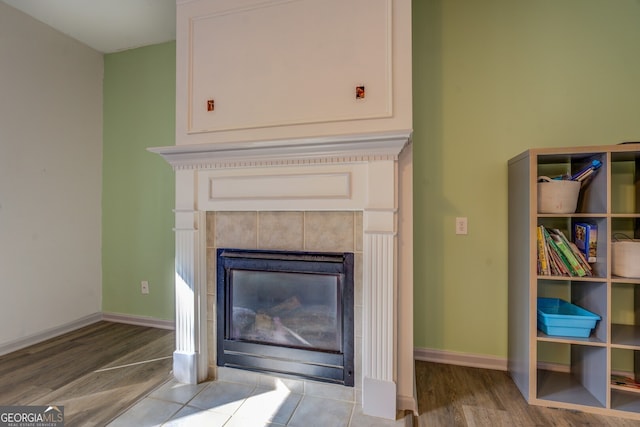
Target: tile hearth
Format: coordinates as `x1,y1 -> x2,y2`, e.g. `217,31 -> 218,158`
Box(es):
108,368 -> 412,427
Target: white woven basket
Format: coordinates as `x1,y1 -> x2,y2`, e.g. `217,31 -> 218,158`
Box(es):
537,177 -> 581,214
612,240 -> 640,278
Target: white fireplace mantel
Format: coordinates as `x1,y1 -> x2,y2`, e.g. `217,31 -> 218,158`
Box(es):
148,130 -> 412,170
148,129 -> 415,419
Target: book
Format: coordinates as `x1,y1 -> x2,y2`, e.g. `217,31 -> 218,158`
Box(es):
574,223 -> 597,263
569,241 -> 593,276
547,244 -> 568,276
537,225 -> 594,277
541,226 -> 577,276
537,226 -> 549,275
549,228 -> 587,277
612,374 -> 640,390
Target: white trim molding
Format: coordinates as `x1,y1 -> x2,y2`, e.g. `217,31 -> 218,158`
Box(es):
101,312 -> 176,330
0,313 -> 103,356
0,313 -> 175,358
414,347 -> 508,372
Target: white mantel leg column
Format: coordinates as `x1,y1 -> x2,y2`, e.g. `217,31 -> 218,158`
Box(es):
362,160 -> 398,420
173,169 -> 208,384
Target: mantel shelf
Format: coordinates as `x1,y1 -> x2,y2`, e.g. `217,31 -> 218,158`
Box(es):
148,130 -> 412,170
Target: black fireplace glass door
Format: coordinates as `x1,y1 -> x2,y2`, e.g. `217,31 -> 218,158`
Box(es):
229,269 -> 341,352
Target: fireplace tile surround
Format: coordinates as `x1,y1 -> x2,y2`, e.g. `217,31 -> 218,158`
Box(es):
149,130 -> 415,420
206,211 -> 363,388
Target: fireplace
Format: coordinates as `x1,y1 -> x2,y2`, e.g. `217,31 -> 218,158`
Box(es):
148,130 -> 416,419
216,248 -> 354,386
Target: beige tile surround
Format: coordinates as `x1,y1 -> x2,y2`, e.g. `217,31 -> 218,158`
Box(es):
205,211 -> 363,395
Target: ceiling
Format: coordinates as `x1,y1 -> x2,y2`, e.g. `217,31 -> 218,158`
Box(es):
1,0 -> 176,53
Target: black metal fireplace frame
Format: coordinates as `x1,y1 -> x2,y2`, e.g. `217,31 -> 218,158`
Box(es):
216,248 -> 354,386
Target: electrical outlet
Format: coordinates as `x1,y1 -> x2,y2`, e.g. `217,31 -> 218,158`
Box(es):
455,217 -> 468,235
141,280 -> 150,294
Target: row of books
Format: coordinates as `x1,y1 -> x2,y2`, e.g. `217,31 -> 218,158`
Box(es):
611,374 -> 640,390
537,225 -> 595,277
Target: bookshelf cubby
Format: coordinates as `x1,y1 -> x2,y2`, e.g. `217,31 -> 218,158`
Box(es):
508,144 -> 640,420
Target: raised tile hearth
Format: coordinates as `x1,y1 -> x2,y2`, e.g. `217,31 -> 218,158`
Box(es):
109,368 -> 412,426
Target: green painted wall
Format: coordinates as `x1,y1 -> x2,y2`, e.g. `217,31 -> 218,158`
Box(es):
100,0 -> 640,358
413,0 -> 640,357
102,42 -> 176,320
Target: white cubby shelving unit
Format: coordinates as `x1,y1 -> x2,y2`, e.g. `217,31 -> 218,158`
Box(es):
508,143 -> 640,420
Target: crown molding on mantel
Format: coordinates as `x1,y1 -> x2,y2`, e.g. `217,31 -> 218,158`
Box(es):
148,130 -> 413,170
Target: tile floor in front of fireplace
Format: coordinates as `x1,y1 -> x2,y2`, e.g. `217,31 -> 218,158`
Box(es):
107,369 -> 410,427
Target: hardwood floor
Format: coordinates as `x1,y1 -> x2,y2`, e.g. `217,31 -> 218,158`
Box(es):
0,321 -> 174,427
415,360 -> 640,426
4,323 -> 640,426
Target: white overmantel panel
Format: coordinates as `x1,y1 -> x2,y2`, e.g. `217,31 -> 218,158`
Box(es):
189,0 -> 391,132
176,0 -> 412,145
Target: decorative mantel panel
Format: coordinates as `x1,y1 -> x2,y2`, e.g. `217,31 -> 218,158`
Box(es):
149,130 -> 415,419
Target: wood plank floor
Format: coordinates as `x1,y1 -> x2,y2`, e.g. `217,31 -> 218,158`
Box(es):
415,360 -> 640,426
0,321 -> 174,427
4,323 -> 640,426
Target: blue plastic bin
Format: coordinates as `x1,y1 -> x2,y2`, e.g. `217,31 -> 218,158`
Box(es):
537,297 -> 600,338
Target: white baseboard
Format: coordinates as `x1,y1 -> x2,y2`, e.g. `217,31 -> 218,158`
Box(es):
414,347 -> 508,371
0,312 -> 103,356
0,312 -> 175,357
397,393 -> 418,416
101,312 -> 175,330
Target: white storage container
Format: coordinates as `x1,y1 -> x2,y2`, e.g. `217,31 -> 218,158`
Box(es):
612,240 -> 640,278
537,177 -> 581,214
